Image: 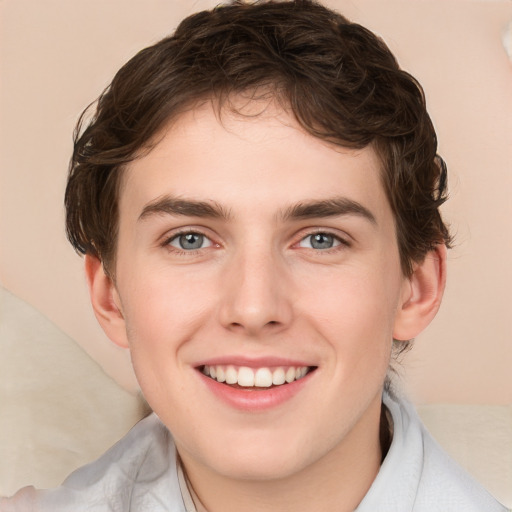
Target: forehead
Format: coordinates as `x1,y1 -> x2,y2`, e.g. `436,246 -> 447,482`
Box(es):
119,100 -> 390,223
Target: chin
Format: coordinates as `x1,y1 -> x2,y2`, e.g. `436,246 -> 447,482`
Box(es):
186,426 -> 327,483
210,450 -> 312,482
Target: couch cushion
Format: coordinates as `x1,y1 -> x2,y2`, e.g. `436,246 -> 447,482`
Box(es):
418,403 -> 512,507
0,286 -> 149,496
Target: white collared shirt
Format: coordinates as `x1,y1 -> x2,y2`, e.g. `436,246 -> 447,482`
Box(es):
1,392 -> 508,511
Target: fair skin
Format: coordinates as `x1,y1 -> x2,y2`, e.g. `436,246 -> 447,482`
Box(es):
86,100 -> 445,512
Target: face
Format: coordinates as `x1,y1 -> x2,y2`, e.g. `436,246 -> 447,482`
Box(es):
109,101 -> 411,482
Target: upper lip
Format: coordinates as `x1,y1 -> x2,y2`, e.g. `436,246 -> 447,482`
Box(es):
194,355 -> 316,369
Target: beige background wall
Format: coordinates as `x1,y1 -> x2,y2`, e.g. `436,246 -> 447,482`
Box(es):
1,0 -> 511,404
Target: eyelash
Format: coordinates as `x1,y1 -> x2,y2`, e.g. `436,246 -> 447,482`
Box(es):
296,231 -> 351,252
162,229 -> 216,255
161,228 -> 350,256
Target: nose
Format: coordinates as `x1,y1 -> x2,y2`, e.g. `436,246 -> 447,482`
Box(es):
218,247 -> 293,336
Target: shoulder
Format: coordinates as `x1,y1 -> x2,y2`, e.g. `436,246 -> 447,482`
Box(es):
356,391 -> 508,512
0,414 -> 186,512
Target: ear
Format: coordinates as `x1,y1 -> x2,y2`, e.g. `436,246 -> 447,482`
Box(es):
85,254 -> 130,349
393,244 -> 447,341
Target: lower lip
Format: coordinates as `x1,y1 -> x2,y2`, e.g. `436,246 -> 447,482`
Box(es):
198,370 -> 314,412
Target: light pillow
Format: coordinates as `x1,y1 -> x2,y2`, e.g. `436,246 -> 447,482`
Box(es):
418,404 -> 512,507
0,286 -> 149,496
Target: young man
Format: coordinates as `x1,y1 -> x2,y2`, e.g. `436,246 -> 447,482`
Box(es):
1,1 -> 507,511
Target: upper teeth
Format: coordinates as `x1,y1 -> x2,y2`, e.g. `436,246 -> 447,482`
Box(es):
202,365 -> 310,387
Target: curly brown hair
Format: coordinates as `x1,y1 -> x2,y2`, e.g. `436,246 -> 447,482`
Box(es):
65,0 -> 451,280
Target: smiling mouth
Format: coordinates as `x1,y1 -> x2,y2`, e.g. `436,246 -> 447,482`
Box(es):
200,365 -> 316,389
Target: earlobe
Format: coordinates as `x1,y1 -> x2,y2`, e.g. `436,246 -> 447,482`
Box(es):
85,255 -> 130,348
393,244 -> 447,342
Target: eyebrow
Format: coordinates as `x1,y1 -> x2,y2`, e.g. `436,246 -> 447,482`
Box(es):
138,196 -> 231,222
138,195 -> 376,225
280,197 -> 377,224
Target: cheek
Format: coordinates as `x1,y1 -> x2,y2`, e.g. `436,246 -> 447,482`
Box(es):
298,266 -> 399,362
117,264 -> 216,352
302,264 -> 399,324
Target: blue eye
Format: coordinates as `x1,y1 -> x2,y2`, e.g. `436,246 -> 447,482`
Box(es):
299,233 -> 341,250
169,232 -> 212,250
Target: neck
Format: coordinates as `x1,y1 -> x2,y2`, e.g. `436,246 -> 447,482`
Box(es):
180,395 -> 385,512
